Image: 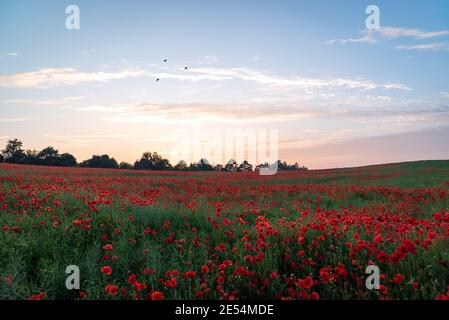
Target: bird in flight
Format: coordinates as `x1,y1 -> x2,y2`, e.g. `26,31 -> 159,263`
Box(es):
184,66 -> 188,70
163,59 -> 167,63
156,78 -> 160,82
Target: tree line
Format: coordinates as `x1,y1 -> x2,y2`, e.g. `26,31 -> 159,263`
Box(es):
0,138 -> 307,172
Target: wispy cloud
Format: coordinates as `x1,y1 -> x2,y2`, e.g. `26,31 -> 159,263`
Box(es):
4,96 -> 86,105
45,132 -> 133,147
81,102 -> 316,124
326,35 -> 376,45
76,105 -> 129,113
377,27 -> 449,39
186,67 -> 410,91
0,66 -> 410,92
196,55 -> 219,65
0,52 -> 19,58
0,68 -> 148,88
396,42 -> 448,51
81,49 -> 97,55
327,26 -> 449,48
71,95 -> 449,126
0,117 -> 37,122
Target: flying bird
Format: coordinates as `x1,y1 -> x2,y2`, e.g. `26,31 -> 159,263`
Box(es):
156,78 -> 160,82
184,66 -> 188,70
163,59 -> 167,62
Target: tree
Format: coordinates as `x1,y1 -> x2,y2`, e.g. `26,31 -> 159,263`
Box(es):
134,152 -> 172,170
2,139 -> 26,164
174,160 -> 188,171
189,158 -> 214,171
58,153 -> 77,167
24,149 -> 39,165
80,155 -> 119,168
256,160 -> 307,171
38,146 -> 60,166
0,140 -> 77,167
277,160 -> 289,170
35,147 -> 77,167
224,159 -> 238,172
119,162 -> 133,170
238,160 -> 253,172
0,153 -> 3,163
255,162 -> 269,171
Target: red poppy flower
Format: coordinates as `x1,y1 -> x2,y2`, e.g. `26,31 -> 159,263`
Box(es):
390,274 -> 403,285
151,291 -> 164,300
128,274 -> 137,285
297,276 -> 314,290
134,282 -> 147,291
183,271 -> 197,279
30,292 -> 46,300
105,284 -> 119,296
201,265 -> 209,273
101,265 -> 112,276
164,277 -> 177,288
309,292 -> 320,300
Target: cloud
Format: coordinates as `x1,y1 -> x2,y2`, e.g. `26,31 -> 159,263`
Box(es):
396,42 -> 448,51
45,132 -> 133,147
87,102 -> 316,124
377,27 -> 449,39
186,67 -> 410,91
326,35 -> 376,45
76,105 -> 129,113
0,65 -> 410,92
71,93 -> 449,127
0,117 -> 37,122
327,26 -> 449,48
0,68 -> 148,88
196,55 -> 219,65
0,52 -> 19,58
4,96 -> 86,106
365,95 -> 392,102
81,49 -> 97,55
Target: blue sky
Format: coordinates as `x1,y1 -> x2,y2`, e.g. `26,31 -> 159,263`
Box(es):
1,0 -> 448,168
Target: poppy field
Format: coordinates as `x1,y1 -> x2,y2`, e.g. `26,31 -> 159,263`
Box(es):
0,161 -> 449,300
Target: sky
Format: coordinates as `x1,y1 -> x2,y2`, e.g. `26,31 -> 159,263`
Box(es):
0,0 -> 448,169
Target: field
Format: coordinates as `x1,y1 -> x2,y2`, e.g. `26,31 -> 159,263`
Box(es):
1,161 -> 449,300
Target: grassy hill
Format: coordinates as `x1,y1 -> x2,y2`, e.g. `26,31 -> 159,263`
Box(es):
262,160 -> 449,189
